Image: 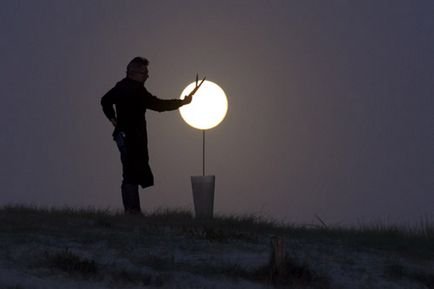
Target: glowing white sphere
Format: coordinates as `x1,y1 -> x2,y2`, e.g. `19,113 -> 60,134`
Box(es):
179,80 -> 228,130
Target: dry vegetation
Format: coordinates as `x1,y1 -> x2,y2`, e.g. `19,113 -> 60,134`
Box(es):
0,205 -> 433,288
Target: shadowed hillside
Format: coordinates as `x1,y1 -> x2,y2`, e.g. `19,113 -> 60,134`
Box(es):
0,206 -> 433,289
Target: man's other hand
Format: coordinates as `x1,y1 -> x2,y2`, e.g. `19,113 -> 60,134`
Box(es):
110,118 -> 117,127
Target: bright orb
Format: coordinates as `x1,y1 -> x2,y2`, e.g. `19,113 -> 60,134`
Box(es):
179,80 -> 228,130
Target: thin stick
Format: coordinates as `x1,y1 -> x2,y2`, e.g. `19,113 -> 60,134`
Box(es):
315,214 -> 328,229
202,130 -> 205,176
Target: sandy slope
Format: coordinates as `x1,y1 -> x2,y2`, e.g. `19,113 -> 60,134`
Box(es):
0,209 -> 433,288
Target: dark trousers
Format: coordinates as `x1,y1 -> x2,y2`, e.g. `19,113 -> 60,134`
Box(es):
114,132 -> 141,213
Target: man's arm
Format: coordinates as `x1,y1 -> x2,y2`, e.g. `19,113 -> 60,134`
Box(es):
101,88 -> 118,126
146,92 -> 192,112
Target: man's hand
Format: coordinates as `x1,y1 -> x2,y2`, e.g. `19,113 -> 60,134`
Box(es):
110,118 -> 117,127
182,94 -> 193,105
182,76 -> 206,106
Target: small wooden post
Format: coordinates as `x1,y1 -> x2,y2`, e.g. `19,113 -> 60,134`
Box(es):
270,236 -> 286,281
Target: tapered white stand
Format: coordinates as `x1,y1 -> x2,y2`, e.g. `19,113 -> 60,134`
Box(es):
191,175 -> 215,219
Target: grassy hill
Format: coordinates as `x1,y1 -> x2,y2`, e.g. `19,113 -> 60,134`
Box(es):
0,206 -> 433,289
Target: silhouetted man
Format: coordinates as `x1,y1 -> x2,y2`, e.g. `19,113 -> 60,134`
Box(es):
101,57 -> 194,214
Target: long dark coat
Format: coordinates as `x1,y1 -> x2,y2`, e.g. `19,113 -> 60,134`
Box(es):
101,78 -> 183,188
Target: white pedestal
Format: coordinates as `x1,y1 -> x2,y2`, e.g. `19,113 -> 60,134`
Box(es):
191,175 -> 215,219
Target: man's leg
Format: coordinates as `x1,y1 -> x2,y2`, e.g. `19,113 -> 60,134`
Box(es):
114,132 -> 142,214
121,181 -> 141,214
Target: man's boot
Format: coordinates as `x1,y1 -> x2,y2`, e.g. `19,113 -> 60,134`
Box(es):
121,182 -> 141,214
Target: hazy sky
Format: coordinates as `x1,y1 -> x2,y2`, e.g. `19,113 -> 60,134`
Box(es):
1,0 -> 433,226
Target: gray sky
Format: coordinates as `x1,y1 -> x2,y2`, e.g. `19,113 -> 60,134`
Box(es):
1,0 -> 433,225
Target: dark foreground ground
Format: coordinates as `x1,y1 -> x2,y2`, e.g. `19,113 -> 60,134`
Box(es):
0,206 -> 433,289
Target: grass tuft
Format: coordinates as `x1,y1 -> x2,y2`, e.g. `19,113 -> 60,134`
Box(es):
249,254 -> 331,288
44,249 -> 98,277
385,263 -> 434,288
110,269 -> 166,287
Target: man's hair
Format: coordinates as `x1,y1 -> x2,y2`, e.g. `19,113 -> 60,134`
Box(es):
127,57 -> 149,74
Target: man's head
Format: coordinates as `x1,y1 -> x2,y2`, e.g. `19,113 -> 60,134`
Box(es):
126,57 -> 149,83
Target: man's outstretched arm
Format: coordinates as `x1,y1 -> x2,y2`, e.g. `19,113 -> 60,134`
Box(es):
146,93 -> 192,112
